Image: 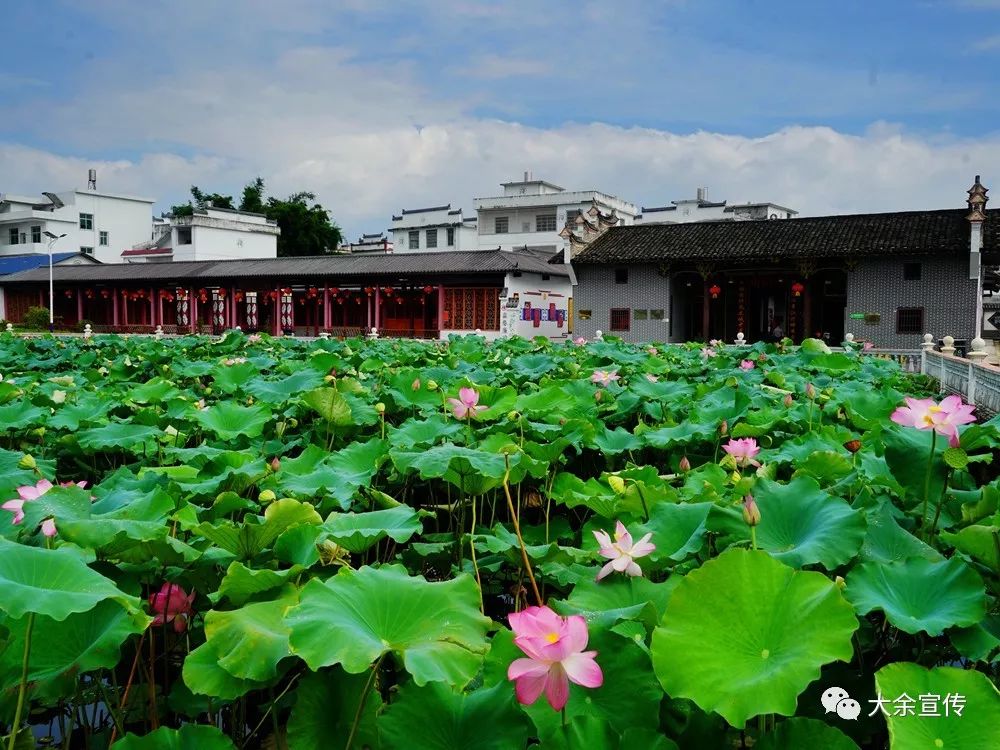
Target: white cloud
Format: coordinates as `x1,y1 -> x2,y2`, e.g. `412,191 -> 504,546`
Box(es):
973,34 -> 1000,50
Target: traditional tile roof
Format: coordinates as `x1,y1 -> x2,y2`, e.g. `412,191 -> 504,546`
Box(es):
571,208 -> 1000,265
0,253 -> 97,276
2,248 -> 569,284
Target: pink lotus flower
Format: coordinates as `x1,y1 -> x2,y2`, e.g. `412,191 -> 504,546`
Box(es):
739,360 -> 755,370
3,479 -> 54,524
863,341 -> 874,352
701,347 -> 717,359
246,333 -> 261,344
891,395 -> 976,448
411,378 -> 421,390
591,370 -> 620,387
448,387 -> 487,419
709,339 -> 722,347
507,606 -> 603,711
593,520 -> 656,580
574,336 -> 587,345
723,437 -> 761,468
149,582 -> 196,633
645,373 -> 659,383
40,518 -> 57,537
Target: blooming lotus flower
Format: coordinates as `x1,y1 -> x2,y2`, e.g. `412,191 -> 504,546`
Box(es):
890,395 -> 976,447
573,336 -> 587,345
3,479 -> 54,524
593,520 -> 656,580
507,606 -> 603,711
149,582 -> 196,633
222,357 -> 247,366
863,341 -> 874,352
591,370 -> 620,387
723,437 -> 761,468
701,347 -> 717,359
246,333 -> 261,343
709,339 -> 722,347
739,360 -> 755,370
40,518 -> 57,537
448,387 -> 487,420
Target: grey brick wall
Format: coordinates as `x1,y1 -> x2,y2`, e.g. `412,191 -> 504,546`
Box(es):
573,264 -> 672,343
845,257 -> 976,349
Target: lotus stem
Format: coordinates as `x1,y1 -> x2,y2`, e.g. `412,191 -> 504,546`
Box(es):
345,654 -> 384,750
750,526 -> 757,551
920,431 -> 937,538
928,468 -> 952,540
469,494 -> 484,615
633,481 -> 650,522
7,612 -> 34,750
503,455 -> 543,607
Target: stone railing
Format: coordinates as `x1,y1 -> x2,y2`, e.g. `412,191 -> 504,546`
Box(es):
919,334 -> 1000,416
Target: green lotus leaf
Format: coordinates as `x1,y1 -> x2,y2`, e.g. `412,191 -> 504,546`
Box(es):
555,575 -> 678,629
248,369 -> 325,404
110,724 -> 237,750
211,361 -> 258,392
193,401 -> 272,440
591,426 -> 643,455
940,524 -> 1000,570
949,614 -> 1000,662
301,385 -> 353,425
321,506 -> 423,553
181,640 -> 269,699
212,561 -> 304,606
651,549 -> 858,728
845,557 -> 986,635
379,681 -> 531,750
203,589 -> 297,681
875,662 -> 1000,750
76,423 -> 161,451
883,427 -> 946,504
278,438 -> 387,507
128,377 -> 182,404
745,476 -> 867,569
0,600 -> 149,699
756,718 -> 859,750
860,503 -> 941,564
0,401 -> 47,430
389,415 -> 464,449
633,500 -> 712,563
286,668 -> 382,750
286,565 -> 490,685
194,498 -> 321,560
0,540 -> 139,620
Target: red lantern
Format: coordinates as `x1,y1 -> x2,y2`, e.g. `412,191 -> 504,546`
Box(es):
234,290 -> 244,302
708,284 -> 721,299
63,289 -> 73,298
791,282 -> 805,297
364,287 -> 374,297
100,289 -> 110,299
423,285 -> 433,294
216,288 -> 226,299
85,289 -> 94,299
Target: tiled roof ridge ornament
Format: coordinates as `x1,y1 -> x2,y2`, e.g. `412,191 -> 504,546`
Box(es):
967,174 -> 989,223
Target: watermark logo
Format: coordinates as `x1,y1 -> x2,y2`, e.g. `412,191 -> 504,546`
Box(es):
821,686 -> 860,720
823,687 -> 966,719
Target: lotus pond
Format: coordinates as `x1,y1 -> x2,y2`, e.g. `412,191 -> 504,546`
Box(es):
0,332 -> 998,750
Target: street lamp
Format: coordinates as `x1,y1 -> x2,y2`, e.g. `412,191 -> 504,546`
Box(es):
43,231 -> 67,332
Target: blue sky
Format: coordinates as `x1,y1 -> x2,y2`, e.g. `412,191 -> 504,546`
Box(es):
2,0 -> 1000,237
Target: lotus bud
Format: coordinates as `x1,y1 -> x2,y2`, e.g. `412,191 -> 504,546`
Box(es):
164,425 -> 179,438
783,393 -> 793,408
426,379 -> 439,391
834,575 -> 846,590
259,489 -> 276,504
679,456 -> 691,472
594,390 -> 603,401
18,454 -> 36,470
411,378 -> 421,390
288,418 -> 298,428
270,457 -> 281,472
805,382 -> 815,399
608,475 -> 626,495
843,439 -> 861,454
719,420 -> 728,436
375,402 -> 386,415
742,495 -> 761,526
324,374 -> 335,382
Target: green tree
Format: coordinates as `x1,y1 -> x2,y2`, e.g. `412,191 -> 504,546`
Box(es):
169,186 -> 236,216
239,178 -> 266,214
266,191 -> 342,257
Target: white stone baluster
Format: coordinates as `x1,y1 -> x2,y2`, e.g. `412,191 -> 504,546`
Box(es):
735,332 -> 745,345
920,333 -> 934,375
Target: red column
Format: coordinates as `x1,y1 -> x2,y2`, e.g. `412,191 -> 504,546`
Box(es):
437,284 -> 445,335
366,292 -> 372,329
229,288 -> 236,329
190,289 -> 197,333
323,284 -> 331,330
273,288 -> 280,336
701,282 -> 710,341
374,288 -> 381,330
150,288 -> 156,327
112,289 -> 120,327
76,289 -> 84,323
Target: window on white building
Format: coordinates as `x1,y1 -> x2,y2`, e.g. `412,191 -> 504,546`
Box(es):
177,227 -> 192,244
565,209 -> 581,225
447,227 -> 455,246
79,213 -> 93,229
99,231 -> 109,246
31,226 -> 41,243
408,230 -> 419,250
8,228 -> 18,245
495,217 -> 509,234
536,214 -> 557,232
81,246 -> 94,255
426,229 -> 438,248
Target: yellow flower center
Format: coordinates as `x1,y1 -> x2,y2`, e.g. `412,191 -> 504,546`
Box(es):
545,632 -> 560,644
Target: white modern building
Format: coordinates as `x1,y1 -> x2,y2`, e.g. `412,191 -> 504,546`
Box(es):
0,176 -> 155,264
340,232 -> 394,254
474,173 -> 639,256
122,207 -> 280,263
635,187 -> 797,224
389,205 -> 478,253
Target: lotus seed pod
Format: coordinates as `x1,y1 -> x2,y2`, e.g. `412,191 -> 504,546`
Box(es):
288,418 -> 298,428
608,476 -> 626,495
17,454 -> 36,470
324,374 -> 335,382
375,402 -> 386,414
259,489 -> 276,504
507,411 -> 518,422
742,495 -> 761,527
843,439 -> 861,454
426,379 -> 439,391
